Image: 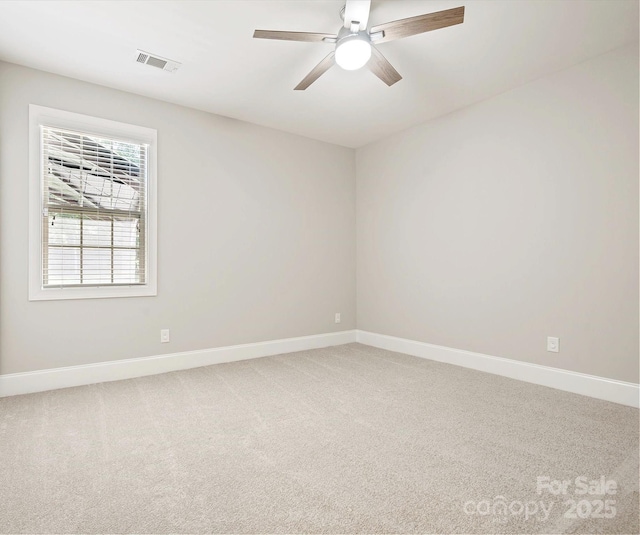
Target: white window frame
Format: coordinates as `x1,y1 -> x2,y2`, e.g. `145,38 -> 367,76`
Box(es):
29,105 -> 157,301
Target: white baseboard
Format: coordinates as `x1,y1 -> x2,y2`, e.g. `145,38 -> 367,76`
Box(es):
4,329 -> 637,408
356,330 -> 639,408
0,330 -> 357,398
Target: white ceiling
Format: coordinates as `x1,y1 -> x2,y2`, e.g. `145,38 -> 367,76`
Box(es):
0,1 -> 637,148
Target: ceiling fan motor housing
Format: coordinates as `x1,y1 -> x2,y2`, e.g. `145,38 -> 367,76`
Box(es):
337,26 -> 369,40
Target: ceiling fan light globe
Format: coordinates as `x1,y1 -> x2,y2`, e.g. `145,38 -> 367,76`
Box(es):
335,38 -> 371,70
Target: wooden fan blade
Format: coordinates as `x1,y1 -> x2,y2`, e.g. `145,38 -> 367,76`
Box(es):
294,52 -> 335,90
370,6 -> 465,44
367,46 -> 402,86
253,30 -> 337,43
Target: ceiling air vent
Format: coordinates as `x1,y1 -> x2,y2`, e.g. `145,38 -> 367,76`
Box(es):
135,50 -> 181,73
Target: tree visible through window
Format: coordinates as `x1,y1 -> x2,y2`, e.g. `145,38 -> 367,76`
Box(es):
42,128 -> 148,287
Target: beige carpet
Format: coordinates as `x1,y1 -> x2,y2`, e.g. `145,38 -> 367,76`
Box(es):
0,343 -> 638,534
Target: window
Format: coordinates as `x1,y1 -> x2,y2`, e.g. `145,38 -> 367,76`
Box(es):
29,105 -> 157,300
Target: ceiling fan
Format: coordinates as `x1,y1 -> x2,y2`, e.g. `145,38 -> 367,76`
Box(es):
253,0 -> 465,90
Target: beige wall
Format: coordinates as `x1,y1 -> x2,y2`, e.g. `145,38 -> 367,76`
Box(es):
356,45 -> 639,383
2,44 -> 638,384
0,61 -> 356,375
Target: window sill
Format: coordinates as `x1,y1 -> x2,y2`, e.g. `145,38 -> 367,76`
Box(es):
28,283 -> 157,301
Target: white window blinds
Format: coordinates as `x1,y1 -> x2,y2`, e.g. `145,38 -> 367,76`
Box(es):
41,127 -> 148,287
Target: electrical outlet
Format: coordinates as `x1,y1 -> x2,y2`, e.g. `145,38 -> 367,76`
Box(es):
160,329 -> 170,343
335,312 -> 341,324
547,336 -> 559,353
